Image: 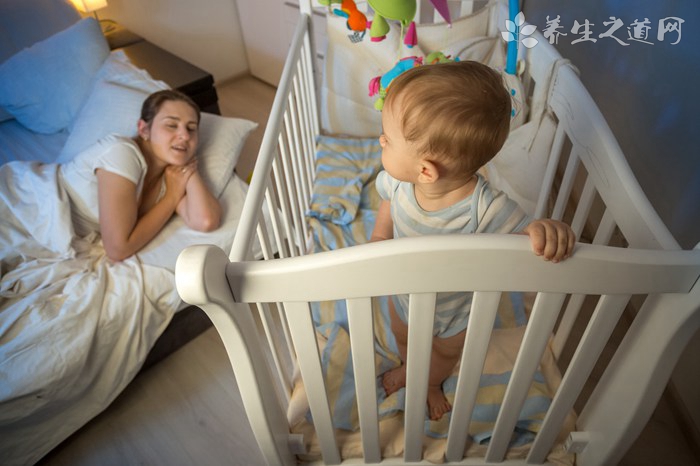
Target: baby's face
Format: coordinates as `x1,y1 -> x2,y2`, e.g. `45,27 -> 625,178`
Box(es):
379,100 -> 421,183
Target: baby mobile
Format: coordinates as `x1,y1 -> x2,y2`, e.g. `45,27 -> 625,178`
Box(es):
320,0 -> 451,46
321,0 -> 521,112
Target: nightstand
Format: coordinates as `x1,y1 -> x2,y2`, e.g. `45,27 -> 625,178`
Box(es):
113,37 -> 221,115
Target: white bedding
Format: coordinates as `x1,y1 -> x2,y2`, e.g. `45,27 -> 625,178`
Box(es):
0,161 -> 180,464
0,163 -> 254,465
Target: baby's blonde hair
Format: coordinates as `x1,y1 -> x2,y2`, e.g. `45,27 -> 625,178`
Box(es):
384,60 -> 511,178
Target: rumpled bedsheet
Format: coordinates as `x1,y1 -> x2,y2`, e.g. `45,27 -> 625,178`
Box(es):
0,161 -> 181,465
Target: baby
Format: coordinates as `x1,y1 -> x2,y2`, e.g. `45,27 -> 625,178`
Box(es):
369,60 -> 575,420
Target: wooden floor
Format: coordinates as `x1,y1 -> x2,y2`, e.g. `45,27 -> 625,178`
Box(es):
39,76 -> 699,466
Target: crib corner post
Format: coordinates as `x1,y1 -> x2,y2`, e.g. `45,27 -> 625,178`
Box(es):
176,245 -> 297,466
575,283 -> 700,466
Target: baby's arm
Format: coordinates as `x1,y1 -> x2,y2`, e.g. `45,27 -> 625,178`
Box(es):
369,200 -> 393,242
522,219 -> 576,263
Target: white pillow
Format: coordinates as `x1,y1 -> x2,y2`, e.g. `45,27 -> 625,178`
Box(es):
197,112 -> 258,197
58,54 -> 258,198
0,18 -> 109,134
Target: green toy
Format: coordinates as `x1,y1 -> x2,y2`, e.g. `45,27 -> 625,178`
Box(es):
367,0 -> 417,46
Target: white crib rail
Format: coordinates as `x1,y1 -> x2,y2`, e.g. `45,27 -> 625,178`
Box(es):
221,236 -> 700,465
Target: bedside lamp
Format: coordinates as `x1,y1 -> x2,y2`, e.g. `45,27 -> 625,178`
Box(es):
70,0 -> 116,33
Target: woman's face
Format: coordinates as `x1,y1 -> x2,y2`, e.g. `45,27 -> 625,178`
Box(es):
141,100 -> 199,166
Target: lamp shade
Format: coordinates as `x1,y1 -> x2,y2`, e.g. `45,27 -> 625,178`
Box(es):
70,0 -> 108,13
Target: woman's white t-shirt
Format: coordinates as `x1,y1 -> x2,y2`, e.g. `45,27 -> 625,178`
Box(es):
59,134 -> 147,237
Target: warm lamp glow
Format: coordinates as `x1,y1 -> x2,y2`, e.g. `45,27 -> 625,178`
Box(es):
70,0 -> 108,14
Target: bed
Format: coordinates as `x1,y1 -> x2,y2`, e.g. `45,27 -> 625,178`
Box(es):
176,0 -> 700,465
0,1 -> 259,464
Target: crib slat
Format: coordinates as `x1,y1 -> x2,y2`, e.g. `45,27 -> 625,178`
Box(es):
486,292 -> 566,462
278,120 -> 304,256
592,208 -> 617,245
570,176 -> 596,238
404,293 -> 437,462
552,148 -> 580,221
257,302 -> 293,404
284,301 -> 341,464
535,123 -> 566,219
346,298 -> 381,463
301,31 -> 319,137
255,218 -> 274,261
552,209 -> 617,358
264,176 -> 290,258
445,292 -> 502,462
277,134 -> 302,256
551,294 -> 586,359
528,293 -> 630,463
292,77 -> 314,233
278,304 -> 297,361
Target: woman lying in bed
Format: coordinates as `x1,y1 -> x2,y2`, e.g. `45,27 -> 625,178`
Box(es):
60,89 -> 221,261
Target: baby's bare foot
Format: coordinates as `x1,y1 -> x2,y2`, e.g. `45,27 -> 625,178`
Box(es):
427,385 -> 452,420
382,365 -> 406,395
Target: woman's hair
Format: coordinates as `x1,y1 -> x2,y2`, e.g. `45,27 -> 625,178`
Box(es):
140,89 -> 201,126
384,60 -> 511,178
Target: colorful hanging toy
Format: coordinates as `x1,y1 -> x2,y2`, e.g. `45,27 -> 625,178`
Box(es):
320,0 -> 368,42
325,0 -> 453,47
367,0 -> 417,47
366,0 -> 453,47
368,52 -> 459,111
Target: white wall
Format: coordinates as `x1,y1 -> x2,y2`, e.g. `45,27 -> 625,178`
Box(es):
99,0 -> 249,83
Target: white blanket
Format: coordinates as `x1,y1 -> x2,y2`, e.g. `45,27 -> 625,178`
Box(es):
0,161 -> 181,465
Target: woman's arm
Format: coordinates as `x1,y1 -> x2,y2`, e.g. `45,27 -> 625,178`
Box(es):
370,200 -> 394,242
175,160 -> 221,232
97,167 -> 188,261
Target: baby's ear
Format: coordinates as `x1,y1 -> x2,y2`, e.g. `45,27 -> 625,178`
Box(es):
417,159 -> 439,184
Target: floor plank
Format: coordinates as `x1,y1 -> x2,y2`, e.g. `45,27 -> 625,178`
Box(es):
41,327 -> 267,466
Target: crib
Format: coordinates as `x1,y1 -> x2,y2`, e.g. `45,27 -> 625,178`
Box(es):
175,1 -> 700,464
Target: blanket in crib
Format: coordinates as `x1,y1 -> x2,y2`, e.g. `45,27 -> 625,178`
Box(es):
307,135 -> 383,250
302,136 -> 552,446
0,161 -> 181,465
